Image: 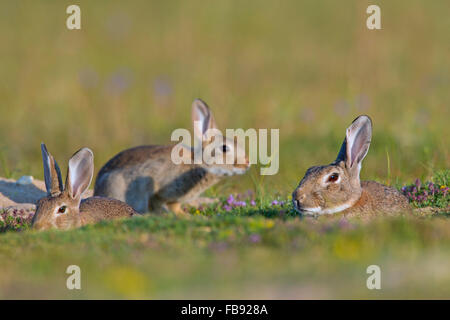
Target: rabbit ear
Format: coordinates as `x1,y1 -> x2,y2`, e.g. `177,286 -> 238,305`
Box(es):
191,98 -> 217,141
335,115 -> 372,175
41,143 -> 63,196
65,148 -> 94,200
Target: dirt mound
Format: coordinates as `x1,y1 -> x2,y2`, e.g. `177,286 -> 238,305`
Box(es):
0,177 -> 46,208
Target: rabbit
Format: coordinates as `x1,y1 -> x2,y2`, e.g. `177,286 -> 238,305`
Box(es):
292,115 -> 411,217
32,144 -> 136,231
94,98 -> 250,214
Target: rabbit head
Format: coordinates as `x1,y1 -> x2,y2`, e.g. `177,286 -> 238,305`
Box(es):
190,99 -> 250,176
32,144 -> 94,230
292,115 -> 372,215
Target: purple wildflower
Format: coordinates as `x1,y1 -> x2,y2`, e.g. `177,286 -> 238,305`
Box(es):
415,178 -> 422,191
338,218 -> 352,230
249,234 -> 261,243
235,201 -> 247,207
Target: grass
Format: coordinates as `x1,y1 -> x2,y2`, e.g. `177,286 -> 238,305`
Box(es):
1,206 -> 450,299
0,0 -> 449,299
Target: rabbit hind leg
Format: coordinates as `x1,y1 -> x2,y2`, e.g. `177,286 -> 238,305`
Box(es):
148,194 -> 167,214
167,202 -> 187,216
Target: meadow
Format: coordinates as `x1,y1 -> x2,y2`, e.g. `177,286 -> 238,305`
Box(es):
0,0 -> 449,299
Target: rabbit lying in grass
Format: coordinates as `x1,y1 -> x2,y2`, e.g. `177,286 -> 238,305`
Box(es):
94,99 -> 250,214
32,144 -> 136,231
292,115 -> 411,217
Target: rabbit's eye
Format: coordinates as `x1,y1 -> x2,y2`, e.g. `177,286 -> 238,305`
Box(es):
222,145 -> 230,153
58,206 -> 67,214
327,173 -> 339,183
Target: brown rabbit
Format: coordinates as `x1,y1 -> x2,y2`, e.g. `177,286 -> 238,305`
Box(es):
32,144 -> 136,231
292,115 -> 411,217
94,99 -> 250,214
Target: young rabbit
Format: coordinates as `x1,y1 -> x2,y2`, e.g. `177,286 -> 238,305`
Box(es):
32,144 -> 136,231
94,99 -> 250,214
292,115 -> 411,217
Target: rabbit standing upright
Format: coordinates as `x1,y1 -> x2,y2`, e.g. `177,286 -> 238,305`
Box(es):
32,144 -> 136,231
94,99 -> 250,214
292,115 -> 411,217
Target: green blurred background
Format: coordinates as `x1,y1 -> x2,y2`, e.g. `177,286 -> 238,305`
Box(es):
0,0 -> 448,195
